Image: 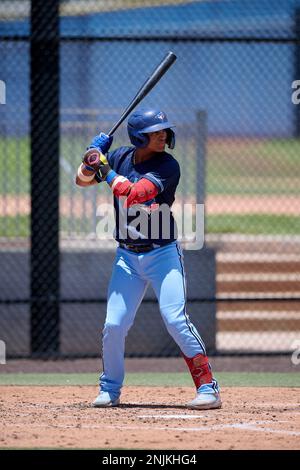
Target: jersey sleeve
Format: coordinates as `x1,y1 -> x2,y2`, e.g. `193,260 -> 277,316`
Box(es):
107,150 -> 117,168
143,159 -> 180,194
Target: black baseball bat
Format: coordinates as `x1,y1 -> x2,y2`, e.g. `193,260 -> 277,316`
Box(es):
107,51 -> 177,136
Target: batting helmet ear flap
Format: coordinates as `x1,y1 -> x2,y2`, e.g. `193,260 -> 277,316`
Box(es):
166,129 -> 175,149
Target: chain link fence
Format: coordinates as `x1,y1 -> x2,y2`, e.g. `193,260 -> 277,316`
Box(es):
0,0 -> 300,357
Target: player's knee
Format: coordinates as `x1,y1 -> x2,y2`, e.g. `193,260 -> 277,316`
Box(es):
103,320 -> 130,337
104,321 -> 122,332
161,306 -> 187,335
160,302 -> 185,324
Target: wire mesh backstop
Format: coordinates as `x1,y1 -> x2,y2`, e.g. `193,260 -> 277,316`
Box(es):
0,0 -> 300,357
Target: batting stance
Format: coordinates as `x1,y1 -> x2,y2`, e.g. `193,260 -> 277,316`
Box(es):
76,108 -> 221,410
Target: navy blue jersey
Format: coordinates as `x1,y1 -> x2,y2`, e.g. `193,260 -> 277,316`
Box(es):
97,146 -> 180,246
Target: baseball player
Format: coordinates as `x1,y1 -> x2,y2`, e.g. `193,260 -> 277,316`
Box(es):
76,108 -> 221,410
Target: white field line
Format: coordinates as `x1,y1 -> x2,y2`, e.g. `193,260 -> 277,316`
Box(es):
250,402 -> 300,410
249,404 -> 300,409
7,412 -> 205,421
7,411 -> 300,421
136,414 -> 205,419
4,421 -> 300,437
222,423 -> 300,436
218,273 -> 300,282
217,311 -> 300,319
9,406 -> 300,415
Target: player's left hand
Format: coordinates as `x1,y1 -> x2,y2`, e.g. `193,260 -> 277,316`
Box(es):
82,148 -> 112,180
89,133 -> 113,154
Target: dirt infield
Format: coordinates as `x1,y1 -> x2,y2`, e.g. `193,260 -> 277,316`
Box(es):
1,386 -> 299,450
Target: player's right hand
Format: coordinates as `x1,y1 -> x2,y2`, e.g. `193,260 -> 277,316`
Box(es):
89,133 -> 113,154
82,148 -> 111,180
82,148 -> 102,172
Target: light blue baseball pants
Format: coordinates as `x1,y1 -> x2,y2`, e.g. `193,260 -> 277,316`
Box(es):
100,241 -> 207,399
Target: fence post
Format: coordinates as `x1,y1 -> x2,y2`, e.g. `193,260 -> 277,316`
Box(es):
294,8 -> 300,138
196,110 -> 207,205
195,110 -> 216,353
30,0 -> 60,356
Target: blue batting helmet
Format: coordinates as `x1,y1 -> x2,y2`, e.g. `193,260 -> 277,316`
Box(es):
127,108 -> 175,149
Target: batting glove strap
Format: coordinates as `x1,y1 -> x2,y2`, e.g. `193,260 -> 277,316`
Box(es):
83,164 -> 97,172
106,170 -> 117,185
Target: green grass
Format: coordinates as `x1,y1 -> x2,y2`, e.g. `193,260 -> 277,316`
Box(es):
0,215 -> 29,237
0,215 -> 98,237
2,213 -> 300,237
0,137 -> 30,195
206,137 -> 300,195
206,214 -> 300,235
2,136 -> 300,196
0,372 -> 299,387
1,136 -> 300,237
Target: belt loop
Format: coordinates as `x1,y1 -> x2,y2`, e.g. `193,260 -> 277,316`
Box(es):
119,242 -> 157,253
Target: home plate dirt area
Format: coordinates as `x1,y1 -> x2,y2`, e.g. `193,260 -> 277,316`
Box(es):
0,386 -> 299,450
